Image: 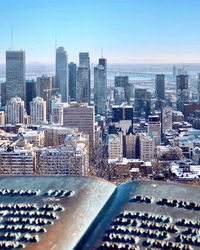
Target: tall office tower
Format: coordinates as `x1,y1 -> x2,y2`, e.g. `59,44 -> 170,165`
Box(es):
155,74 -> 165,110
134,88 -> 151,117
114,87 -> 125,105
176,75 -> 189,112
1,82 -> 6,106
30,97 -> 46,125
76,52 -> 90,104
6,51 -> 26,103
173,65 -> 177,81
5,97 -> 24,125
162,106 -> 172,132
148,115 -> 161,149
198,73 -> 200,103
69,62 -> 77,101
114,76 -> 130,104
173,66 -> 177,81
112,104 -> 133,122
26,79 -> 36,115
79,52 -> 90,67
56,47 -> 69,102
36,75 -> 53,119
63,103 -> 95,146
94,58 -> 107,116
155,74 -> 165,100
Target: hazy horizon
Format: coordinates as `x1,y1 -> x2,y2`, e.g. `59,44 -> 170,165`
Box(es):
1,0 -> 200,64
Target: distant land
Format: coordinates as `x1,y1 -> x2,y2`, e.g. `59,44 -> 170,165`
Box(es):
1,62 -> 200,77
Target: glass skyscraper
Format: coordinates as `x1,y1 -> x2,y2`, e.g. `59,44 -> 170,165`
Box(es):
94,58 -> 107,116
69,62 -> 77,101
76,52 -> 90,104
56,47 -> 69,102
6,50 -> 26,104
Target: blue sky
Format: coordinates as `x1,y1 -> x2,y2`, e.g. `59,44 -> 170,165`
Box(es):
1,0 -> 200,64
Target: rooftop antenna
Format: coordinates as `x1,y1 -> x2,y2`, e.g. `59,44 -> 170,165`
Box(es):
11,25 -> 13,50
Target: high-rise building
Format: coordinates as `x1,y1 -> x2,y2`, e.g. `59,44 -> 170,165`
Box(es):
108,133 -> 123,160
176,75 -> 189,112
69,62 -> 77,101
162,106 -> 173,132
6,50 -> 26,103
36,75 -> 53,119
63,103 -> 95,146
51,102 -> 68,125
26,79 -> 36,115
173,66 -> 177,81
94,58 -> 107,116
114,76 -> 130,104
112,104 -> 133,122
79,52 -> 90,67
148,115 -> 161,149
76,52 -> 90,104
114,87 -> 125,105
56,47 -> 69,102
139,133 -> 154,161
198,73 -> 200,103
1,82 -> 6,106
134,88 -> 151,117
155,74 -> 165,110
30,97 -> 46,125
5,97 -> 24,125
155,74 -> 165,100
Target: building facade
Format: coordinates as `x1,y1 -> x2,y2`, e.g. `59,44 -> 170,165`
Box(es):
56,47 -> 69,102
94,58 -> 107,116
6,50 -> 26,103
63,103 -> 95,146
30,97 -> 46,125
114,76 -> 130,104
69,62 -> 77,101
176,75 -> 189,112
5,97 -> 24,125
76,52 -> 90,104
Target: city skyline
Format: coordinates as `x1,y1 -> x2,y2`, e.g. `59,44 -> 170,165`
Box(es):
1,0 -> 200,64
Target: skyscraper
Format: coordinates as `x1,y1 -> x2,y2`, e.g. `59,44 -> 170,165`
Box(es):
30,97 -> 46,125
69,62 -> 77,101
56,47 -> 69,102
94,58 -> 107,116
6,50 -> 26,103
198,73 -> 200,103
76,52 -> 90,104
155,74 -> 165,100
155,74 -> 165,110
134,88 -> 151,117
162,106 -> 172,132
36,75 -> 53,120
63,103 -> 95,146
176,75 -> 189,112
173,66 -> 177,81
5,97 -> 24,125
114,76 -> 130,104
26,79 -> 36,115
148,115 -> 161,150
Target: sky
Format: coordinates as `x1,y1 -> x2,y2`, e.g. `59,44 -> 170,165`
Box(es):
1,0 -> 200,64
